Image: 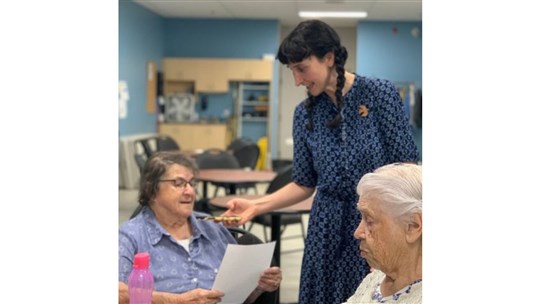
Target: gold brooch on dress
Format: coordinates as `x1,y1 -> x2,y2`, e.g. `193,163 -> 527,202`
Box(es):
358,105 -> 369,117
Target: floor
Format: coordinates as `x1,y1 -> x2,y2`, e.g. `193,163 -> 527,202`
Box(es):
119,183 -> 308,304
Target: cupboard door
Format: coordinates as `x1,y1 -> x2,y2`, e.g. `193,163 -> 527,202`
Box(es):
193,60 -> 229,92
158,123 -> 228,151
163,58 -> 198,81
227,60 -> 273,81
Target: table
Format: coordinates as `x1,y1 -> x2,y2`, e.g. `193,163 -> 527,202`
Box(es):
209,194 -> 313,267
198,169 -> 276,198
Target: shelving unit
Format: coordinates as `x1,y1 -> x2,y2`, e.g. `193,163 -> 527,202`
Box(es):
234,82 -> 271,143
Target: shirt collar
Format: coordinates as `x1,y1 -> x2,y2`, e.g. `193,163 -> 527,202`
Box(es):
141,206 -> 211,246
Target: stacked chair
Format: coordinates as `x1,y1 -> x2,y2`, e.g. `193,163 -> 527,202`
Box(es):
133,135 -> 181,173
227,138 -> 260,194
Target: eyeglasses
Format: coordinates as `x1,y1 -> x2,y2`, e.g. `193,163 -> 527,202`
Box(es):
159,177 -> 198,189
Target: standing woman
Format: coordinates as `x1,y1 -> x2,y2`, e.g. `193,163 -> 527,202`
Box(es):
223,19 -> 419,304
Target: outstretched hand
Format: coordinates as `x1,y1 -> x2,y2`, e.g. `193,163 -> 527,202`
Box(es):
220,198 -> 258,226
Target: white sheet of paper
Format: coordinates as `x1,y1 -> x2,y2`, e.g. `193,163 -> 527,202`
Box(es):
212,241 -> 276,304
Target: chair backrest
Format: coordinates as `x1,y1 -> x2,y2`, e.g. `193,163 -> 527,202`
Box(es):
134,153 -> 147,174
227,227 -> 265,245
227,137 -> 254,151
134,138 -> 154,158
156,135 -> 181,152
266,164 -> 293,194
228,138 -> 259,169
232,144 -> 260,169
134,139 -> 150,173
271,159 -> 293,174
196,148 -> 240,169
130,204 -> 144,219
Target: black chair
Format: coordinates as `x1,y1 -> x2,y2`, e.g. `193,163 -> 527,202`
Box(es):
156,135 -> 181,152
271,159 -> 293,174
228,140 -> 260,194
134,137 -> 155,158
248,165 -> 306,247
227,227 -> 278,304
130,204 -> 144,219
138,135 -> 181,157
227,137 -> 254,151
135,154 -> 147,173
134,135 -> 181,174
231,143 -> 260,170
134,139 -> 151,174
196,148 -> 241,198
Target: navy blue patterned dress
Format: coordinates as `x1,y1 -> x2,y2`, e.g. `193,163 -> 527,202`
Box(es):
293,75 -> 419,304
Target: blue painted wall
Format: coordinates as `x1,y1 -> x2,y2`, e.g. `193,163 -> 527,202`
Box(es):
164,19 -> 279,59
356,21 -> 422,160
356,21 -> 422,87
118,0 -> 164,136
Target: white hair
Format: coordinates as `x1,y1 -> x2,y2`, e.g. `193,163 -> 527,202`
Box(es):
357,163 -> 422,224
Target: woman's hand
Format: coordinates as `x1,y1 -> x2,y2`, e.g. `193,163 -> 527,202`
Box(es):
220,198 -> 258,226
177,288 -> 224,304
256,267 -> 282,292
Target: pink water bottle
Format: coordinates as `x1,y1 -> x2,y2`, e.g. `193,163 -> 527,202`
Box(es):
128,252 -> 154,304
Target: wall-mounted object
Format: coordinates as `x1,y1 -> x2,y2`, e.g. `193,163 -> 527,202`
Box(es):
165,93 -> 197,122
146,61 -> 157,113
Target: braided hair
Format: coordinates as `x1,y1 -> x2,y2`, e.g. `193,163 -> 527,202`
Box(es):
277,20 -> 348,130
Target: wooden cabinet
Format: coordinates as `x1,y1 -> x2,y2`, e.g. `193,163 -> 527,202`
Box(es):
163,58 -> 200,80
163,58 -> 229,93
162,58 -> 273,94
158,123 -> 229,150
226,60 -> 273,81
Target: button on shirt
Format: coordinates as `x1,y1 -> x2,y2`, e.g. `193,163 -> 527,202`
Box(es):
119,206 -> 237,293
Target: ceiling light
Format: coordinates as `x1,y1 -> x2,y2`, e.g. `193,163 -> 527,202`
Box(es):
298,11 -> 368,18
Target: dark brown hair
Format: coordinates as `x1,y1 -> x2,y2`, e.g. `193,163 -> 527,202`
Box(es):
277,19 -> 348,130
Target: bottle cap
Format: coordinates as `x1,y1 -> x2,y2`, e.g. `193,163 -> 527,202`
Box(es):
133,252 -> 150,269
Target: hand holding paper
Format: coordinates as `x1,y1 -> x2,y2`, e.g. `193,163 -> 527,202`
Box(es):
212,242 -> 276,304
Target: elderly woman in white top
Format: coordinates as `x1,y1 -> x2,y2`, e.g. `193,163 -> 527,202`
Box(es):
344,163 -> 422,303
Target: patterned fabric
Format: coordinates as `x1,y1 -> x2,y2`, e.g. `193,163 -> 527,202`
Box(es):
293,75 -> 419,304
344,270 -> 422,303
118,206 -> 236,293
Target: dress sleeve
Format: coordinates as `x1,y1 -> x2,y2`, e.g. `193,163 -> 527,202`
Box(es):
375,80 -> 419,163
292,103 -> 317,187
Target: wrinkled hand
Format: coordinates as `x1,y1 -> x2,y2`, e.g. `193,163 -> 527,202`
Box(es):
220,198 -> 258,226
256,267 -> 282,292
179,288 -> 224,304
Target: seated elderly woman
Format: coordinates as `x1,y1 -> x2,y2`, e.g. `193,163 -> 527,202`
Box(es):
118,151 -> 282,304
344,163 -> 422,304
